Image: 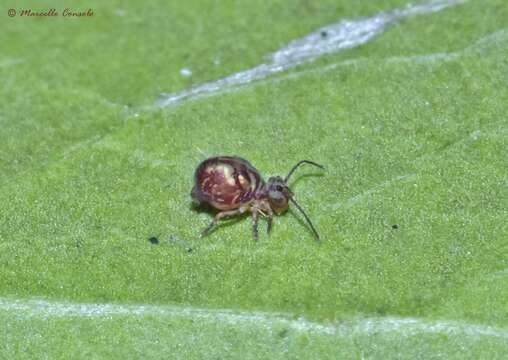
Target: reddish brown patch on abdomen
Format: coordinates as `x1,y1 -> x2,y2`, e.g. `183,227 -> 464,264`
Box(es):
192,156 -> 264,210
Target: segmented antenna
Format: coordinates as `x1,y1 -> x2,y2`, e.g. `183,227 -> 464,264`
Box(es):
289,197 -> 320,241
284,160 -> 324,183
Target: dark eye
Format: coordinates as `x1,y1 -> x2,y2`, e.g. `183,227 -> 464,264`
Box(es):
275,185 -> 283,191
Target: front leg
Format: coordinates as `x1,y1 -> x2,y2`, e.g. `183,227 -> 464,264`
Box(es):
201,208 -> 244,237
251,207 -> 259,241
266,206 -> 273,235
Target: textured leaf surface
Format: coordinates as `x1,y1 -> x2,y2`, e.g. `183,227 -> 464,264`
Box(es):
1,0 -> 508,358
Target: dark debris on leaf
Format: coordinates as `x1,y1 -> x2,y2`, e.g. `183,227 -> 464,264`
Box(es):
149,236 -> 159,245
392,224 -> 399,230
278,328 -> 289,338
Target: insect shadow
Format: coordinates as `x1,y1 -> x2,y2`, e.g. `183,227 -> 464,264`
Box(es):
189,201 -> 214,214
287,172 -> 325,189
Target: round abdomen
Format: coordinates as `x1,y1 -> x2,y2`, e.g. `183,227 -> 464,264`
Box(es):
191,156 -> 264,210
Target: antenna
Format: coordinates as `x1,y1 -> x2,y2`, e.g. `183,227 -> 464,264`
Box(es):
289,197 -> 320,241
284,160 -> 324,183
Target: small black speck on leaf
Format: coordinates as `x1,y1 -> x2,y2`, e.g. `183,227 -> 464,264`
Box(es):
187,248 -> 193,253
149,236 -> 159,245
320,30 -> 328,38
278,328 -> 289,338
392,224 -> 399,230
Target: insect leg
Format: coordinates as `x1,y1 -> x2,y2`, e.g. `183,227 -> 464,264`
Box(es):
251,208 -> 259,241
266,206 -> 273,235
201,209 -> 243,237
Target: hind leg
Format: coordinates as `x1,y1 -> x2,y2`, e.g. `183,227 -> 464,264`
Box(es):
201,208 -> 244,237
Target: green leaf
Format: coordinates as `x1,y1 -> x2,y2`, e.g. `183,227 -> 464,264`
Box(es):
1,0 -> 508,358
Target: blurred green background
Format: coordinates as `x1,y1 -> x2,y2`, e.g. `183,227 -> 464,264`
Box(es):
1,0 -> 508,358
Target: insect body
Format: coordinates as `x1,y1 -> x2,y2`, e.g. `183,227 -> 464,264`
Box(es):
191,156 -> 324,241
